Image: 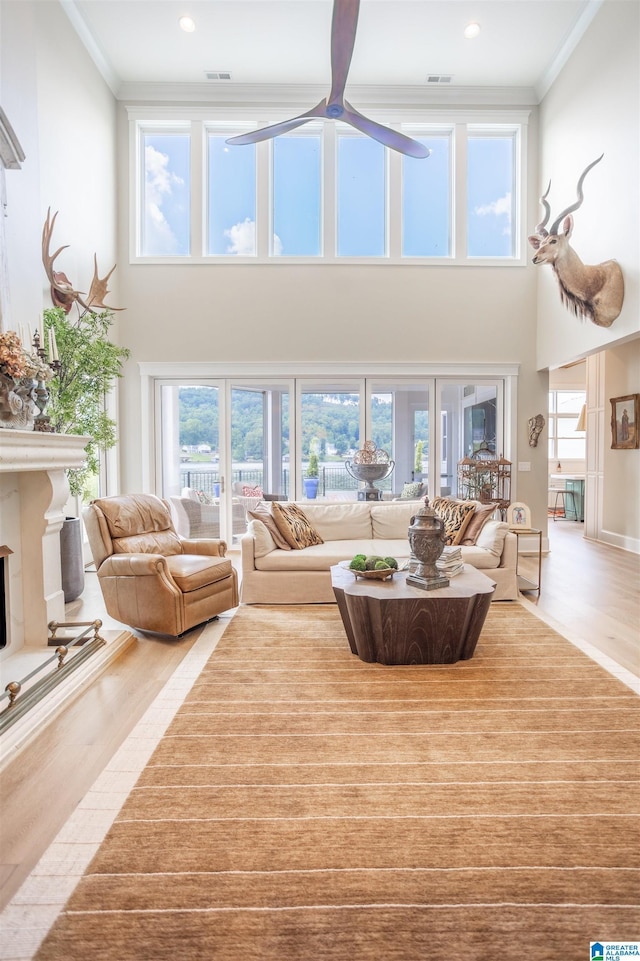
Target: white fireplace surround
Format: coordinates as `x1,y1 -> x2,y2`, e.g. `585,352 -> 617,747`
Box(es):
0,429 -> 88,658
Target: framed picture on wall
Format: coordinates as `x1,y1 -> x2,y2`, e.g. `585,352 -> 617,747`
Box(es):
610,394 -> 640,449
507,502 -> 532,529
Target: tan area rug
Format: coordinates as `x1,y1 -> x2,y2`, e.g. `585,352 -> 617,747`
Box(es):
35,604 -> 639,960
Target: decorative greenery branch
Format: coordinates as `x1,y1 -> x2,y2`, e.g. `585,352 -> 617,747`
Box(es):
43,307 -> 130,498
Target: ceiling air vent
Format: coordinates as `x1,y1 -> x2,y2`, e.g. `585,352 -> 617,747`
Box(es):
206,71 -> 232,81
426,74 -> 453,84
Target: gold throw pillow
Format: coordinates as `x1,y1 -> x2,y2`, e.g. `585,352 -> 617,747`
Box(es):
271,502 -> 324,550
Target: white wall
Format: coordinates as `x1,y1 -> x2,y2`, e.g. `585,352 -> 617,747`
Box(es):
535,0 -> 639,369
1,0 -> 119,338
602,339 -> 640,548
0,0 -> 41,330
536,0 -> 640,551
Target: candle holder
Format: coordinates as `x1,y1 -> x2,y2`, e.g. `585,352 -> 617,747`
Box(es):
33,379 -> 54,432
31,330 -> 61,432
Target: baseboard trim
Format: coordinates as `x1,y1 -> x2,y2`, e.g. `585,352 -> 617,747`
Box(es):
587,530 -> 640,555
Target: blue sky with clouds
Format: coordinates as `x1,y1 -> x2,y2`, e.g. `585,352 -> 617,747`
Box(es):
142,128 -> 513,258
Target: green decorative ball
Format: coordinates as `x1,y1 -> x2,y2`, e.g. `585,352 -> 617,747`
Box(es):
349,557 -> 366,571
383,556 -> 398,569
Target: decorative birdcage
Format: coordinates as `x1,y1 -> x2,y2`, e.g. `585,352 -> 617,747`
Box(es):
457,449 -> 511,514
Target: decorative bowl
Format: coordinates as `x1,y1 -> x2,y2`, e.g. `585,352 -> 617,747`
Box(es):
345,442 -> 395,492
352,567 -> 395,581
345,463 -> 394,484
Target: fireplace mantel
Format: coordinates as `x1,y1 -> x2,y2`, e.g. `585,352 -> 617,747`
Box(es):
0,430 -> 89,655
0,429 -> 88,472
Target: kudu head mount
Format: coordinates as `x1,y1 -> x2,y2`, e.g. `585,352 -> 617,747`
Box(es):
528,155 -> 624,328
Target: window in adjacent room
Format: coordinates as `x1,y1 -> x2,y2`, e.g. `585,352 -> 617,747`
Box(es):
548,390 -> 586,460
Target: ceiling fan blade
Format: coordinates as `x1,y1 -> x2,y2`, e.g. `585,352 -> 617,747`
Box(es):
226,0 -> 429,161
343,102 -> 431,159
327,0 -> 360,111
226,101 -> 327,146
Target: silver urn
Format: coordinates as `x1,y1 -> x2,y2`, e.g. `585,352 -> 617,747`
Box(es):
345,440 -> 394,497
406,498 -> 449,591
344,460 -> 395,493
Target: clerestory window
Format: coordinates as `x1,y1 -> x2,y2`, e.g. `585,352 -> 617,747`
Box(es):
131,109 -> 527,264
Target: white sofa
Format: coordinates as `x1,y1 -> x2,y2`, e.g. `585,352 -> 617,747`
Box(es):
240,500 -> 519,604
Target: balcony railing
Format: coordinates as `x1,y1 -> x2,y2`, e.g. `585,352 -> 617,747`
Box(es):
180,466 -> 394,498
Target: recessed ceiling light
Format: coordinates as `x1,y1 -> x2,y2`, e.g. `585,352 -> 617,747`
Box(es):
464,22 -> 481,40
179,16 -> 196,33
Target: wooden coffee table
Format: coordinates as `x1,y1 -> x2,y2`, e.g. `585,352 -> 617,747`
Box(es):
331,564 -> 495,665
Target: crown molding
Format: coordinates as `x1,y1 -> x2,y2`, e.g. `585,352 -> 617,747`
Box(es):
535,0 -> 604,102
59,0 -> 119,95
117,81 -> 538,108
59,0 -> 600,110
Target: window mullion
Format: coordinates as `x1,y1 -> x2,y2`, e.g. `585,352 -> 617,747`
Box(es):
515,123 -> 526,260
256,139 -> 270,259
132,119 -> 141,258
388,147 -> 401,258
323,122 -> 336,258
453,123 -> 466,262
191,121 -> 203,258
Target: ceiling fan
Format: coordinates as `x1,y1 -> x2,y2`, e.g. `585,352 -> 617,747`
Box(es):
226,0 -> 430,159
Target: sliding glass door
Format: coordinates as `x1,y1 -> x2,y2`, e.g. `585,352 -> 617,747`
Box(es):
156,374 -> 507,519
158,381 -> 227,537
230,383 -> 290,538
367,382 -> 430,495
297,384 -> 361,499
438,381 -> 501,497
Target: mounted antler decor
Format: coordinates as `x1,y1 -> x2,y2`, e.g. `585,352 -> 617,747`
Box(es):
528,155 -> 624,328
42,208 -> 123,315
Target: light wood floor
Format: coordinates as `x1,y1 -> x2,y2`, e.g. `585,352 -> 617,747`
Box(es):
0,524 -> 638,913
518,521 -> 639,676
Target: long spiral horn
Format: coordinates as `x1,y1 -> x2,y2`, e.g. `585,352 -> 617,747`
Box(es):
549,154 -> 604,235
535,181 -> 552,237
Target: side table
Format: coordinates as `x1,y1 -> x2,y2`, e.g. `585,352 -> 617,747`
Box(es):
509,527 -> 542,594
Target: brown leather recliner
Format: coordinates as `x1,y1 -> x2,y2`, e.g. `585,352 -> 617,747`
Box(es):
83,493 -> 239,636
